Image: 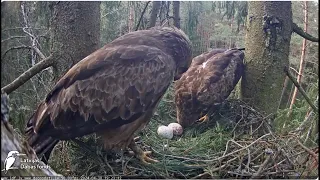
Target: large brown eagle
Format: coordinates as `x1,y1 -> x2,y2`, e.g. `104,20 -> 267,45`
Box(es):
174,48 -> 244,127
25,27 -> 192,164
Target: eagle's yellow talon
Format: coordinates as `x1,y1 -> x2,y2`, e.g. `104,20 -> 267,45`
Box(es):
129,141 -> 158,164
197,114 -> 209,123
139,151 -> 159,164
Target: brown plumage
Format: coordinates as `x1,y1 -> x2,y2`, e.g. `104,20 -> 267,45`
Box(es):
175,48 -> 244,127
25,27 -> 192,163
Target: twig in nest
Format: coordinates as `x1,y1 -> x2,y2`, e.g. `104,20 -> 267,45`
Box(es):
192,157 -> 239,179
222,140 -> 232,156
251,151 -> 265,163
230,139 -> 244,148
153,133 -> 272,163
227,171 -> 252,177
246,148 -> 251,173
231,106 -> 244,134
251,154 -> 272,179
251,119 -> 266,135
267,150 -> 307,171
279,148 -> 295,167
218,133 -> 272,162
264,170 -> 296,175
296,140 -> 318,163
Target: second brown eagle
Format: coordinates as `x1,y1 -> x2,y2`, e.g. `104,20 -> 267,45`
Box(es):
175,48 -> 245,127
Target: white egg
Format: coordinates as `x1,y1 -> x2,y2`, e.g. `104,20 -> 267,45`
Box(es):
168,123 -> 183,136
157,125 -> 173,139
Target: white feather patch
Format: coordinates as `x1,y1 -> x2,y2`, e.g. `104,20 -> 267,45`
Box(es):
202,61 -> 208,68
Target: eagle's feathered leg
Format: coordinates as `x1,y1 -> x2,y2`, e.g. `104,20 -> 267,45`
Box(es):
128,140 -> 159,164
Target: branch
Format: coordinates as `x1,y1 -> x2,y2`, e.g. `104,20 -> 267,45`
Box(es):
251,154 -> 271,178
1,36 -> 27,43
292,22 -> 319,42
297,140 -> 318,163
1,55 -> 54,94
2,45 -> 45,59
289,66 -> 301,76
284,66 -> 318,113
135,1 -> 151,31
1,27 -> 45,32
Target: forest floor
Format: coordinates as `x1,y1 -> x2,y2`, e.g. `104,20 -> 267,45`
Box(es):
49,85 -> 319,179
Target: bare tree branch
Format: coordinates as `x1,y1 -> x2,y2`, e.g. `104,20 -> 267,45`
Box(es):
1,27 -> 45,32
1,36 -> 27,43
1,55 -> 54,94
21,2 -> 41,66
292,22 -> 319,42
136,1 -> 151,31
284,66 -> 318,113
289,66 -> 303,76
2,45 -> 45,60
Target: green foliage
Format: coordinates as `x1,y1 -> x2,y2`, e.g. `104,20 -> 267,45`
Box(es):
275,79 -> 318,138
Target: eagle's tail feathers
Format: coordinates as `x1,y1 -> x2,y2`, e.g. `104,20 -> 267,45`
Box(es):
25,104 -> 59,164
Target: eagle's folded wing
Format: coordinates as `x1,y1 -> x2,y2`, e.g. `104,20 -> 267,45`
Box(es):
27,45 -> 175,140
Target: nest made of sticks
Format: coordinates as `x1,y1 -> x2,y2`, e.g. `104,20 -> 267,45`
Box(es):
49,90 -> 319,179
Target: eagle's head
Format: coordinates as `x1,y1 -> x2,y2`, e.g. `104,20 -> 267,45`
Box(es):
176,105 -> 201,127
154,27 -> 193,80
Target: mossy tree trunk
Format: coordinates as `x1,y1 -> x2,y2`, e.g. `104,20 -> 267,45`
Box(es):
241,2 -> 292,115
50,2 -> 101,77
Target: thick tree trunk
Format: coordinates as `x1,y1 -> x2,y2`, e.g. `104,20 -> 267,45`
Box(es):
241,2 -> 292,115
148,1 -> 161,28
289,1 -> 308,111
173,1 -> 180,28
50,2 -> 101,77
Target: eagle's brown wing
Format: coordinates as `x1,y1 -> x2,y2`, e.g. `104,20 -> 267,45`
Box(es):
190,48 -> 227,66
175,49 -> 244,127
27,44 -> 175,141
